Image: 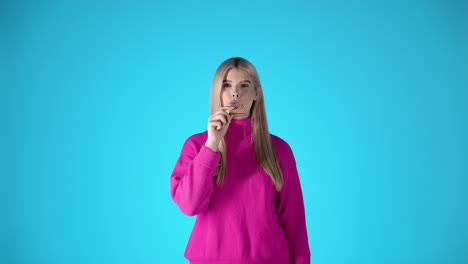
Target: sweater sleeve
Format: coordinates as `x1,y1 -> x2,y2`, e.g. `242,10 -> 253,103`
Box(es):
276,151 -> 311,264
170,138 -> 221,216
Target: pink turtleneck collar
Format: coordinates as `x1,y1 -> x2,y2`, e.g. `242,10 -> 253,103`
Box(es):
224,117 -> 252,141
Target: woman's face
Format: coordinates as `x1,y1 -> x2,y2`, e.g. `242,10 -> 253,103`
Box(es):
221,68 -> 258,120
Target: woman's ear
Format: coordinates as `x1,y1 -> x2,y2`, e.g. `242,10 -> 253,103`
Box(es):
254,86 -> 260,101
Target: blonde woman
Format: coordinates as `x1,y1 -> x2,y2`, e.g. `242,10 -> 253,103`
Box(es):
170,57 -> 310,264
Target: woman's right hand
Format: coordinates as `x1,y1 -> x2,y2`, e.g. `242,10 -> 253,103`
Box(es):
205,106 -> 234,152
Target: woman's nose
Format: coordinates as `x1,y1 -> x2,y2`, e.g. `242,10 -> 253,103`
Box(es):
231,86 -> 240,97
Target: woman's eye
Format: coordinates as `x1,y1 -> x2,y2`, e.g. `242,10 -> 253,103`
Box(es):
241,84 -> 249,88
223,83 -> 231,88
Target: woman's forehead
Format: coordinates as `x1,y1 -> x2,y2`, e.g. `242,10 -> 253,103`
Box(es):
224,68 -> 252,81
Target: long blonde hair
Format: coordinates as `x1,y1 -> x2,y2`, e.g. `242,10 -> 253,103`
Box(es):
209,57 -> 284,191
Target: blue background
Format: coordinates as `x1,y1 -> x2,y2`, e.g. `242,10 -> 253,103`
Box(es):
2,0 -> 467,263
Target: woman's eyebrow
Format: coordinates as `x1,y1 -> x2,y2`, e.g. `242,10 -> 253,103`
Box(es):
223,80 -> 251,83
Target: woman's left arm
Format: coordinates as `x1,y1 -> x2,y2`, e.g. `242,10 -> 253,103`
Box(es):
276,149 -> 311,264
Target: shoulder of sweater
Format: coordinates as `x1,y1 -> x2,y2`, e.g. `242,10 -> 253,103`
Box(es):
185,131 -> 208,146
181,131 -> 208,152
270,134 -> 295,160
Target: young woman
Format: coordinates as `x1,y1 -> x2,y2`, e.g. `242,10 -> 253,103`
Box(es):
170,57 -> 310,264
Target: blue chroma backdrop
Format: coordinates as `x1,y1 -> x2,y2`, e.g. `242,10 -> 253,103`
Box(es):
2,0 -> 467,263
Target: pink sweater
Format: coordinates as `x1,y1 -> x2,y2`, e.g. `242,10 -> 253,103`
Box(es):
170,117 -> 310,264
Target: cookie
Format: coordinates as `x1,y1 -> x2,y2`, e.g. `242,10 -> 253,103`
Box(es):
231,104 -> 244,114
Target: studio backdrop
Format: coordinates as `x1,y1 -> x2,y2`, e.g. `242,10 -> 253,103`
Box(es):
2,0 -> 467,263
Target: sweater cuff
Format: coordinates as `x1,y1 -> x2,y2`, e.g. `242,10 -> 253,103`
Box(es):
196,145 -> 221,169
